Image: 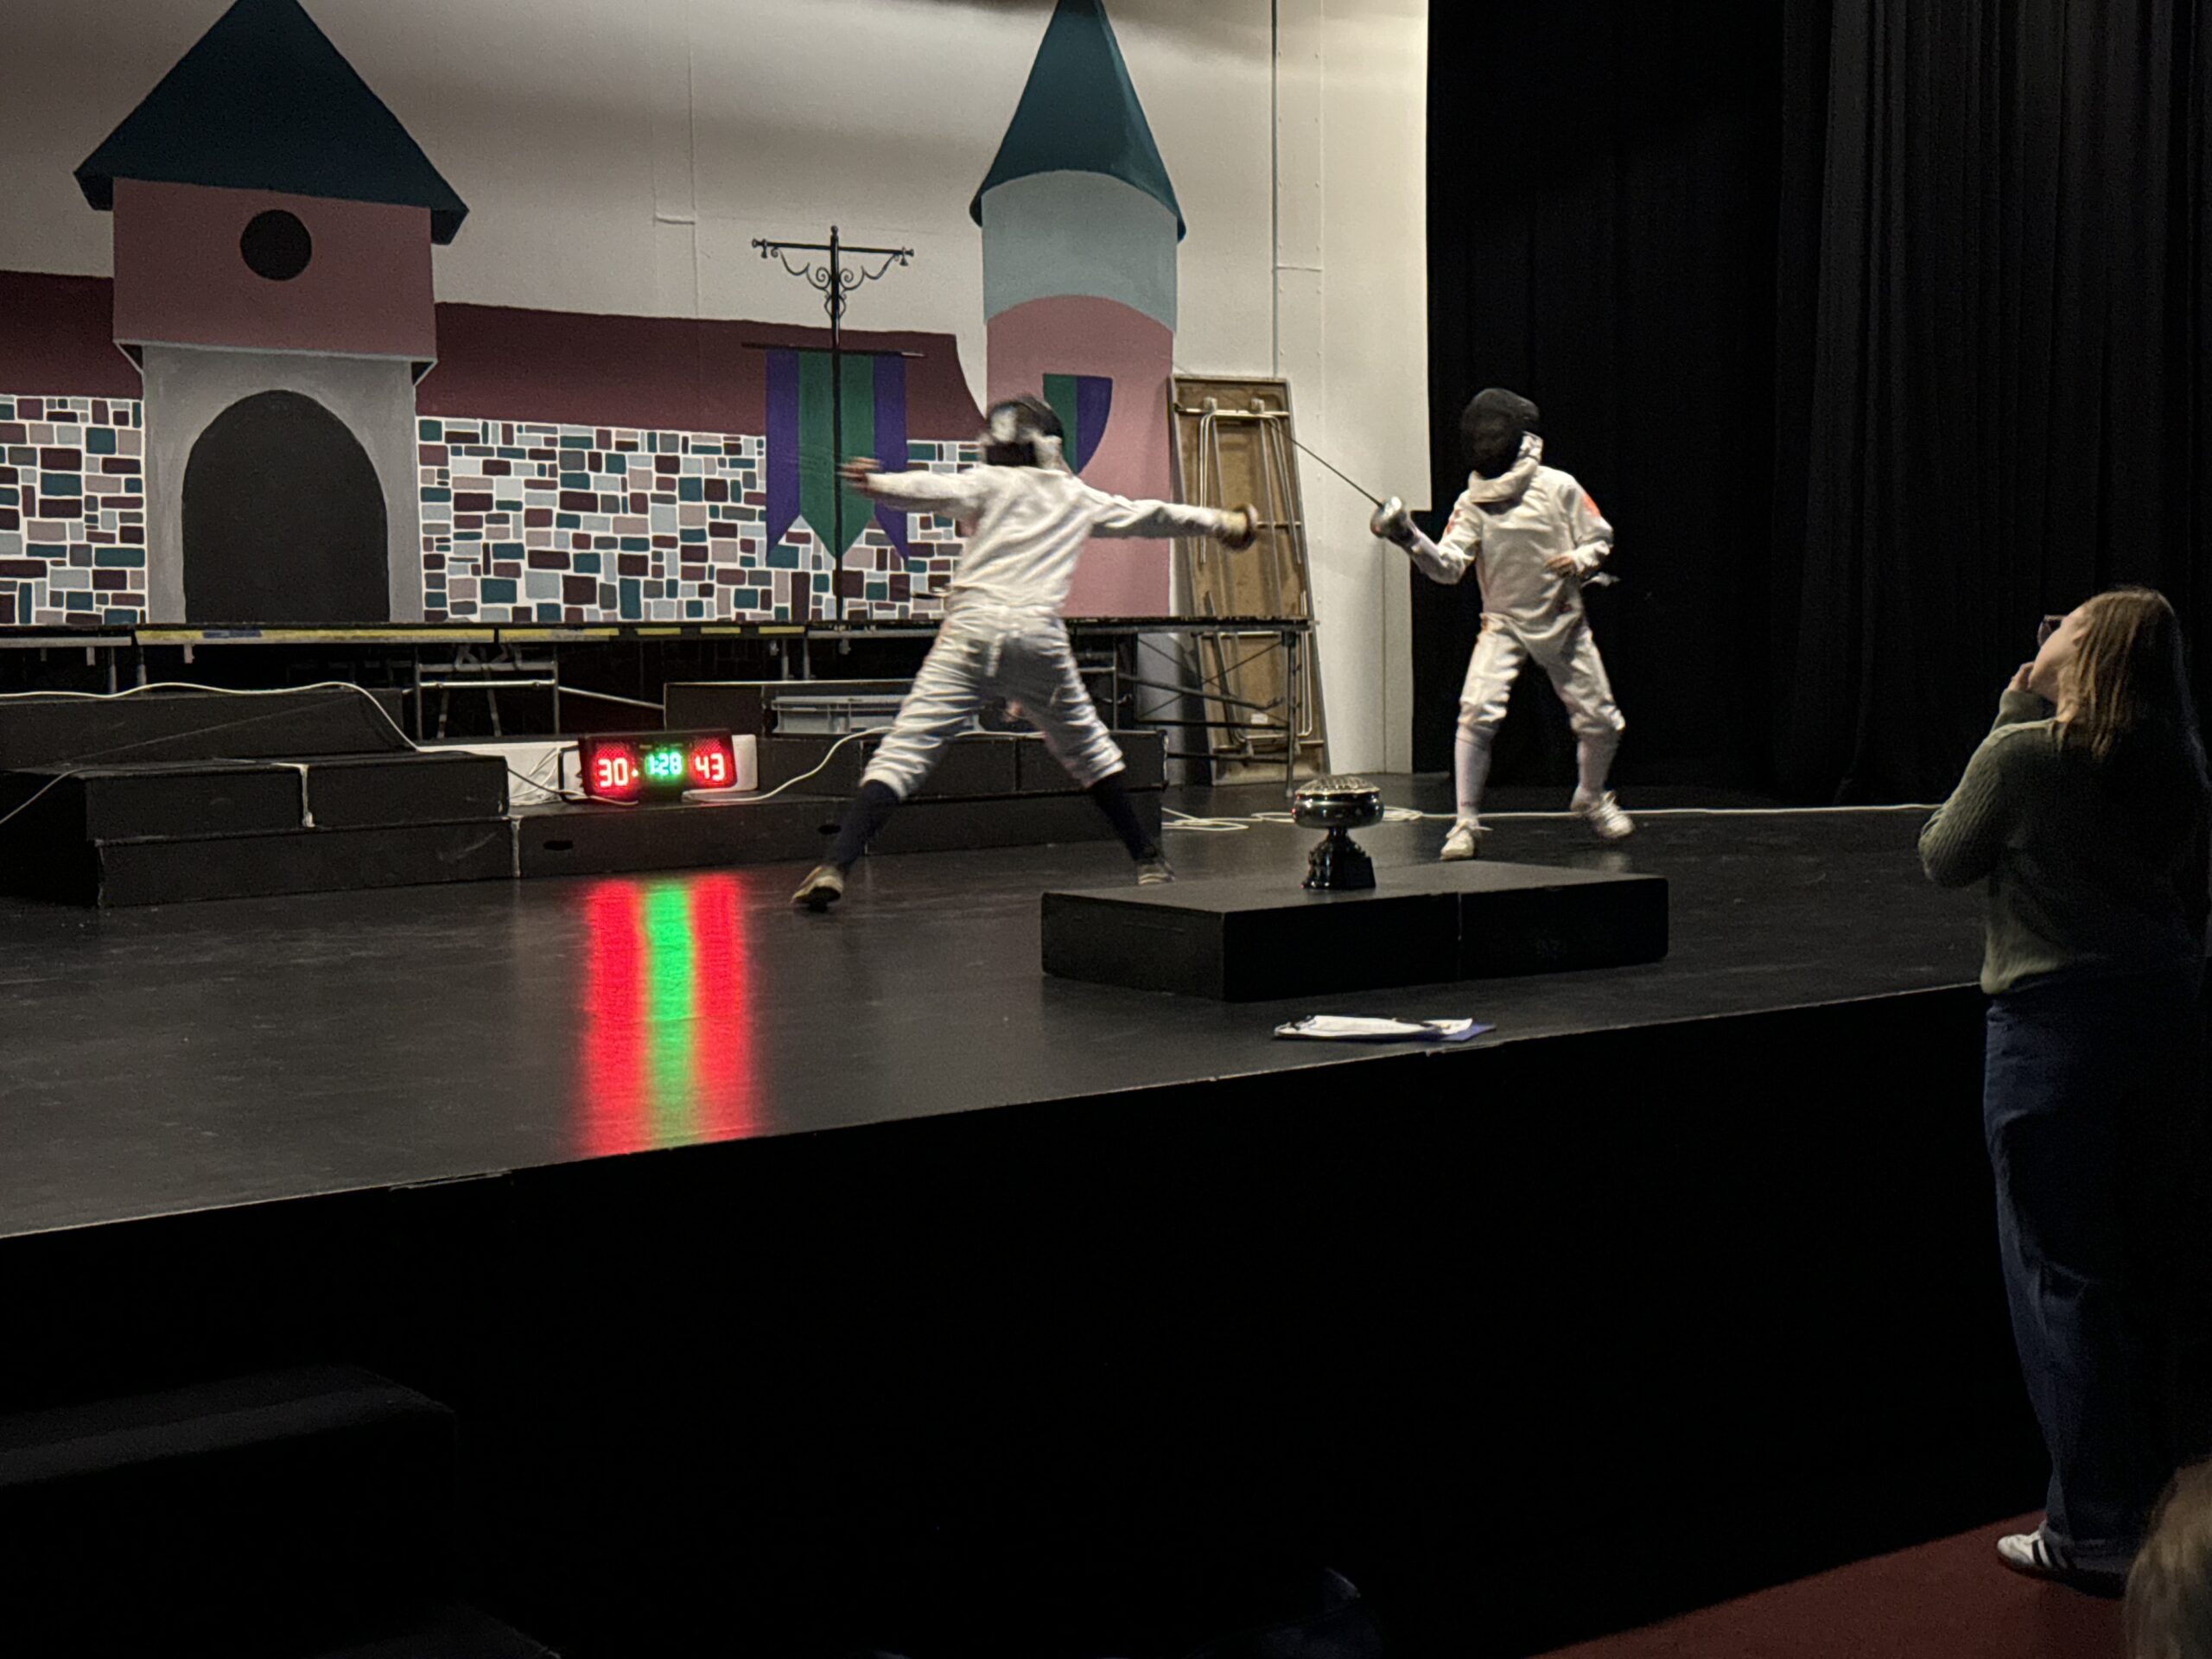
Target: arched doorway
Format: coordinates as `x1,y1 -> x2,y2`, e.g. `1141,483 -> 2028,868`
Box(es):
182,391 -> 389,623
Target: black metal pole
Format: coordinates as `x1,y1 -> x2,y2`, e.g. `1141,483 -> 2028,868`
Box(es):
827,226 -> 842,626
749,226 -> 912,637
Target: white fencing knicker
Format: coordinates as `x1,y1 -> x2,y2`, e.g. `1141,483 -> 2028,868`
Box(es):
861,603 -> 1126,799
1458,610 -> 1624,743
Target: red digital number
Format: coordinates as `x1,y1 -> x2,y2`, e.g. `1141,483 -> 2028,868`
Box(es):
589,746 -> 641,799
690,741 -> 732,788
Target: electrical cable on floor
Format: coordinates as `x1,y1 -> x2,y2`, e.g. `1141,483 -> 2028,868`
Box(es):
1160,808 -> 1254,834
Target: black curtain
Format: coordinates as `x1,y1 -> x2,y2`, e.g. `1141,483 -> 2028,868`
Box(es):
1420,3 -> 1785,788
1422,2 -> 2212,802
1773,0 -> 2212,801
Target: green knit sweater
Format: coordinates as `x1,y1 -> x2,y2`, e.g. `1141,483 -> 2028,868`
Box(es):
1920,690 -> 2211,995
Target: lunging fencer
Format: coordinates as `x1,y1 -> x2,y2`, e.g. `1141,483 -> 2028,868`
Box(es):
1374,389 -> 1632,857
792,395 -> 1255,912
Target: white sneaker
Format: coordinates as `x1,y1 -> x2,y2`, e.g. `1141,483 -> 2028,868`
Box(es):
1996,1527 -> 2129,1593
1573,791 -> 1635,842
1440,818 -> 1484,861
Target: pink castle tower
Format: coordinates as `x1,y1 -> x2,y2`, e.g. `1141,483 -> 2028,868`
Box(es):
971,0 -> 1183,618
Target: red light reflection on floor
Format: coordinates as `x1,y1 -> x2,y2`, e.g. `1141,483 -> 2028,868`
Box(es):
688,873 -> 756,1141
576,874 -> 758,1157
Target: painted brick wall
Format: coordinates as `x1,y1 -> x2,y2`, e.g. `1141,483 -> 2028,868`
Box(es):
0,396 -> 977,627
418,416 -> 974,625
0,395 -> 146,626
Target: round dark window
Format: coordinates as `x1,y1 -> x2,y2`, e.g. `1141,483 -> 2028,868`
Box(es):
240,210 -> 313,282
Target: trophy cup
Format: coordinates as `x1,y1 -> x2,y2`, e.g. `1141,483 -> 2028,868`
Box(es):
1293,776 -> 1384,891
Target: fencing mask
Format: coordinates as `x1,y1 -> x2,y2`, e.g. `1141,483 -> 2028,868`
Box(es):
1461,388 -> 1541,480
982,395 -> 1066,468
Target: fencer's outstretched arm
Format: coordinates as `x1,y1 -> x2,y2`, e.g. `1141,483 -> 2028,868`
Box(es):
1378,497 -> 1478,584
847,457 -> 986,517
1086,487 -> 1251,545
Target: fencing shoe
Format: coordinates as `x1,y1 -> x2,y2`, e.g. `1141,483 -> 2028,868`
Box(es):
1440,818 -> 1485,861
791,865 -> 846,912
1573,791 -> 1635,842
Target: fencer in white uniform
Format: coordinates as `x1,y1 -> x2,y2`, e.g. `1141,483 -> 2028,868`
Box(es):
792,395 -> 1255,911
1376,388 -> 1632,857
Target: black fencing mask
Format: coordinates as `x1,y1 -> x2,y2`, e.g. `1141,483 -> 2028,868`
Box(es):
1461,388 -> 1540,479
982,394 -> 1065,467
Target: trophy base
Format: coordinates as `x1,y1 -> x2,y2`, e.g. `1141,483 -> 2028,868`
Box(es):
1304,828 -> 1376,892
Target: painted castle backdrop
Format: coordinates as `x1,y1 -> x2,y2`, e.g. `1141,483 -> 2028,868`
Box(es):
0,0 -> 1188,627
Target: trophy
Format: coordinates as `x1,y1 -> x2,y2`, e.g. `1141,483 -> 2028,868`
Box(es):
1293,776 -> 1383,891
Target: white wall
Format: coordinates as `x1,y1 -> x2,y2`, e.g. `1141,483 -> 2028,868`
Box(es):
1271,0 -> 1427,774
0,0 -> 1427,769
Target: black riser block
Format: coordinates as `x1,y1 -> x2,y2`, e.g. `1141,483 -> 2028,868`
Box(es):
1015,729 -> 1165,792
0,689 -> 406,771
516,789 -> 1162,879
1042,860 -> 1669,1000
0,752 -> 507,857
517,797 -> 826,878
2,763 -> 304,842
92,821 -> 515,906
754,729 -> 1166,798
305,753 -> 509,830
1459,880 -> 1671,976
754,733 -> 1022,798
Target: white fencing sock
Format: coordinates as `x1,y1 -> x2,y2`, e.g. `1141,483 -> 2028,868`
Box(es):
1454,725 -> 1494,822
1574,733 -> 1618,803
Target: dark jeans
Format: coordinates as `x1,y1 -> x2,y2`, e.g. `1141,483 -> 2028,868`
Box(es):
1983,965 -> 2212,1563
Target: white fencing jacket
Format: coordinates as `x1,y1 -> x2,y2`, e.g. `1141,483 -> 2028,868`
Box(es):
864,464 -> 1233,618
1405,438 -> 1614,645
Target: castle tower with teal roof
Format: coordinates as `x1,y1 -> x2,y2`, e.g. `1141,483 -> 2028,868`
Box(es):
972,0 -> 1183,616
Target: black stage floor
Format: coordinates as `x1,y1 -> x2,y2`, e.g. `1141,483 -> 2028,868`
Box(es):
0,776 -> 1981,1242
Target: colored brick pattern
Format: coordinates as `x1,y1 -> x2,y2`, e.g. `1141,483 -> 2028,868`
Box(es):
0,400 -> 976,629
0,396 -> 148,627
419,417 -> 975,625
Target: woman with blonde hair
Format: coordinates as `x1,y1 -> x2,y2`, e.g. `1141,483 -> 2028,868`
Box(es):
1923,587 -> 2212,1592
2129,1460 -> 2212,1658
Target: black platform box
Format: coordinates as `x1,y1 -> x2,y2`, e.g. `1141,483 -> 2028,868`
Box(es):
755,732 -> 1025,798
1042,860 -> 1669,1001
0,761 -> 306,842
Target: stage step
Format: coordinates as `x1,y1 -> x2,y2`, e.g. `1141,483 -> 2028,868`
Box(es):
0,1366 -> 554,1657
0,752 -> 508,842
0,735 -> 1159,901
85,818 -> 517,906
0,753 -> 514,905
0,686 -> 410,772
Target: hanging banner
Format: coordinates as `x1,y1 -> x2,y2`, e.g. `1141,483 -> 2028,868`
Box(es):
766,349 -> 910,556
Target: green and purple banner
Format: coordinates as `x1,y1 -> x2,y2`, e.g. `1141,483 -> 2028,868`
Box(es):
766,349 -> 907,556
